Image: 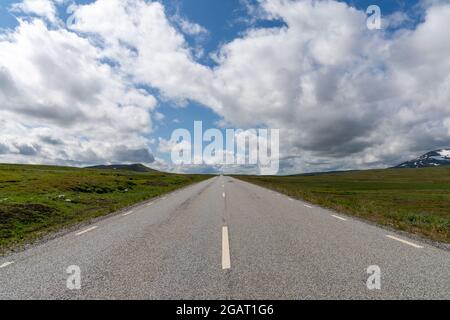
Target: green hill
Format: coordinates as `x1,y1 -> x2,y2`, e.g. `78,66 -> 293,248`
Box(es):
86,163 -> 158,173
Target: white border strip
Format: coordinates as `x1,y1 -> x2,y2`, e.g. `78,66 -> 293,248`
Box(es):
331,215 -> 347,221
0,261 -> 14,269
386,235 -> 423,248
75,226 -> 98,236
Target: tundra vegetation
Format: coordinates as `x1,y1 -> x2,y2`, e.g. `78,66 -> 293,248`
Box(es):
236,167 -> 450,243
0,164 -> 209,253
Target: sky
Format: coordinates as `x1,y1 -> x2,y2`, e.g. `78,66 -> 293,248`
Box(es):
0,0 -> 449,174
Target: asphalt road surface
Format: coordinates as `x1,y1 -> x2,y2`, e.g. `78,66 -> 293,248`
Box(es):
1,176 -> 449,299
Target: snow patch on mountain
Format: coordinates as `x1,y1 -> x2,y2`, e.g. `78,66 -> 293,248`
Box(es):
394,149 -> 450,168
438,150 -> 450,158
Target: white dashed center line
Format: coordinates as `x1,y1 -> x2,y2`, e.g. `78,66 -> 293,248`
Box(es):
75,226 -> 98,236
386,235 -> 424,248
331,215 -> 347,221
222,226 -> 231,269
122,210 -> 134,216
222,192 -> 226,198
0,261 -> 14,269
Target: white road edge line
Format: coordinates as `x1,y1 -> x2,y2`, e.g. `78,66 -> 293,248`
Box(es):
75,226 -> 98,236
146,202 -> 153,206
289,198 -> 294,201
304,204 -> 313,208
122,210 -> 133,216
386,235 -> 424,249
222,226 -> 231,269
331,215 -> 347,221
0,261 -> 14,268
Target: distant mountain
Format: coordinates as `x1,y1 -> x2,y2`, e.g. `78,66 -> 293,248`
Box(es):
86,163 -> 158,173
394,149 -> 450,168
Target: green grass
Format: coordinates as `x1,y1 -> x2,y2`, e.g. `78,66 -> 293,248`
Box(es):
0,164 -> 210,253
235,167 -> 450,243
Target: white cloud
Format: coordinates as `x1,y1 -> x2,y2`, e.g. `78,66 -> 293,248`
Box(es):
172,14 -> 208,36
69,0 -> 218,106
0,17 -> 157,166
151,0 -> 450,173
153,111 -> 165,121
2,0 -> 450,173
10,0 -> 61,23
158,137 -> 191,154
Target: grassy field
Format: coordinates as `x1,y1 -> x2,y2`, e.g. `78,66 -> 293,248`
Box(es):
0,164 -> 210,253
236,167 -> 450,243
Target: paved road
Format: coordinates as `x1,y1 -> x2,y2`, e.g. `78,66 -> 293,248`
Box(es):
0,176 -> 449,299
